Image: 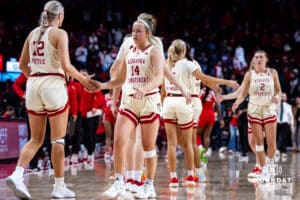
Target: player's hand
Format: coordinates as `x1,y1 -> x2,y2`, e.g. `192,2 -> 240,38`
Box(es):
182,90 -> 191,104
111,105 -> 118,118
228,81 -> 240,89
133,87 -> 146,99
81,78 -> 98,91
212,85 -> 222,94
271,95 -> 280,104
215,94 -> 223,103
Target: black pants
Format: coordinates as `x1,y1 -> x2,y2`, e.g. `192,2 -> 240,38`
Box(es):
81,116 -> 100,155
238,115 -> 249,155
277,123 -> 290,153
71,112 -> 83,154
211,121 -> 223,150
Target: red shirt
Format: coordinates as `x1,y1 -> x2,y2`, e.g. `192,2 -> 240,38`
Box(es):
200,88 -> 215,111
70,80 -> 83,109
67,83 -> 78,116
79,89 -> 105,117
12,73 -> 27,98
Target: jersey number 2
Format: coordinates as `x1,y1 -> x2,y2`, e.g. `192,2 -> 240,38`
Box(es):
260,83 -> 265,91
33,41 -> 45,56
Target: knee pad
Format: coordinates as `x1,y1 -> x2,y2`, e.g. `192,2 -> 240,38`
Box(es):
51,138 -> 65,145
144,149 -> 156,158
256,145 -> 264,152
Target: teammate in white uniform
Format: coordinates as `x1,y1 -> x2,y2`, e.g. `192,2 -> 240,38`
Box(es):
100,17 -> 165,199
162,39 -> 239,187
233,50 -> 281,178
221,59 -> 262,177
108,13 -> 192,196
6,1 -> 96,199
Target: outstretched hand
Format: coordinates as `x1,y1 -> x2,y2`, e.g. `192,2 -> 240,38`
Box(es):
82,78 -> 100,92
215,94 -> 223,103
229,81 -> 240,89
212,84 -> 222,94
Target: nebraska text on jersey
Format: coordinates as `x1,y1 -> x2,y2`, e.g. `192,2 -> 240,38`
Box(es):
127,58 -> 145,64
128,76 -> 149,83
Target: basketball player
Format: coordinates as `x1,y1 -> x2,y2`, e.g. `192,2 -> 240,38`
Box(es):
99,17 -> 165,199
232,50 -> 281,178
6,1 -> 97,199
221,59 -> 262,177
108,13 -> 192,195
162,39 -> 239,187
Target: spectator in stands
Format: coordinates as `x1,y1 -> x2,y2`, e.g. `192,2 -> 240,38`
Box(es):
1,105 -> 15,118
75,41 -> 88,70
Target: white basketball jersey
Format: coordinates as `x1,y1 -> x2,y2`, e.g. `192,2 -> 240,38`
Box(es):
125,45 -> 158,95
117,36 -> 164,96
165,58 -> 198,94
249,69 -> 274,106
29,27 -> 64,74
190,60 -> 202,96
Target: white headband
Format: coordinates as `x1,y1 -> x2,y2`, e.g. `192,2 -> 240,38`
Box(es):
137,19 -> 151,31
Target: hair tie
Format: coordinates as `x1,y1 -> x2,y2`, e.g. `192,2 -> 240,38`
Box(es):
137,19 -> 151,31
43,9 -> 48,14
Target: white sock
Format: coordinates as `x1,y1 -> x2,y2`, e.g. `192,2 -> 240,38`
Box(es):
255,163 -> 260,168
127,170 -> 135,180
12,166 -> 24,178
134,170 -> 142,182
170,172 -> 177,178
54,177 -> 65,187
187,170 -> 194,176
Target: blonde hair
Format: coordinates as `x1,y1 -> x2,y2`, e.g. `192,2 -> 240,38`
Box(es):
137,13 -> 157,34
135,13 -> 163,54
167,39 -> 186,67
36,1 -> 64,44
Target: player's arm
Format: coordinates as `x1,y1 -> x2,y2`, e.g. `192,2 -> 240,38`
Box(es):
232,72 -> 250,111
192,69 -> 239,89
163,62 -> 191,103
160,79 -> 166,104
271,68 -> 282,104
100,53 -> 127,90
138,47 -> 164,93
19,33 -> 32,77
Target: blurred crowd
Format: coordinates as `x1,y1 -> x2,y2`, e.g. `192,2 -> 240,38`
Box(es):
0,0 -> 300,166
